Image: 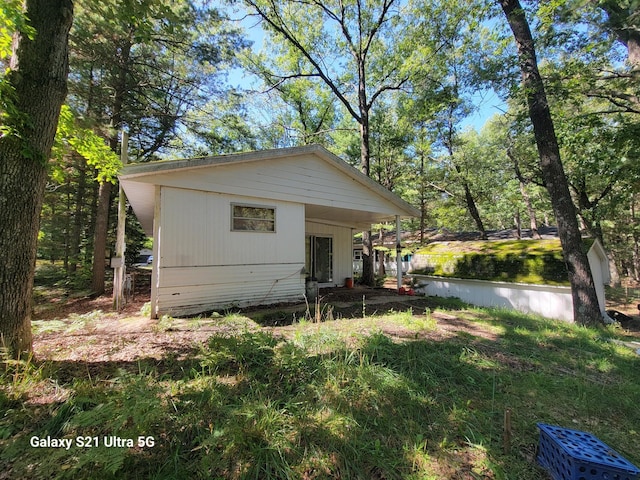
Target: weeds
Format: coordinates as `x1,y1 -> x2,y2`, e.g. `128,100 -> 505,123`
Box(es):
34,262 -> 92,291
1,351 -> 43,401
385,307 -> 437,332
303,295 -> 336,323
152,314 -> 176,332
2,303 -> 640,479
32,310 -> 112,336
139,301 -> 152,317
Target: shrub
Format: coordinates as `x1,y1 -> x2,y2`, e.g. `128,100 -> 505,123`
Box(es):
412,239 -> 570,285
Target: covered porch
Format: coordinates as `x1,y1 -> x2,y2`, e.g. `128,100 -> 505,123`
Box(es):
119,145 -> 419,317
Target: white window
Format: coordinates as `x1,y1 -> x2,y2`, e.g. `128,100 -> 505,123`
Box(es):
231,204 -> 275,232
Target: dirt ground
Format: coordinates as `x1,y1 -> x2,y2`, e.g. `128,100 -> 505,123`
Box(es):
31,283 -> 494,364
31,276 -> 640,367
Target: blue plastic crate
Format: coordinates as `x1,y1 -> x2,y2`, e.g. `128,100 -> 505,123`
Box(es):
537,423 -> 639,480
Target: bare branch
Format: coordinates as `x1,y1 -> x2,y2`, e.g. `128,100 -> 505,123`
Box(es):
585,90 -> 640,114
244,0 -> 362,123
261,73 -> 322,94
368,76 -> 410,109
427,181 -> 456,198
362,0 -> 397,59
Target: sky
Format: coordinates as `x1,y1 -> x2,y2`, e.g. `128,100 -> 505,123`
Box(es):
224,5 -> 505,136
462,89 -> 506,131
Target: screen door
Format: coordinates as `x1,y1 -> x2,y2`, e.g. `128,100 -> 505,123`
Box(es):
305,235 -> 333,283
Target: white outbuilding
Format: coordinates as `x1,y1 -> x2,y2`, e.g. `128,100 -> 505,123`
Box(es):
119,145 -> 419,318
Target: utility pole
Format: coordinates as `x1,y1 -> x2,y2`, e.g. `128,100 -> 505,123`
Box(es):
112,131 -> 128,310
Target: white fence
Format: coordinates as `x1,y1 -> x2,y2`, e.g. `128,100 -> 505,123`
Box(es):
412,275 -> 575,322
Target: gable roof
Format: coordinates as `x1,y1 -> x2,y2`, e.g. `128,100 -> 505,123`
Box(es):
120,144 -> 419,235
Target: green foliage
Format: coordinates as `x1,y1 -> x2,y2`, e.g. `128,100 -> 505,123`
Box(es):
0,1 -> 37,157
0,352 -> 42,403
34,260 -> 92,292
201,331 -> 279,376
498,33 -> 640,278
53,105 -> 121,184
32,0 -> 253,297
33,262 -> 69,287
0,1 -> 35,61
413,239 -> 571,285
69,0 -> 249,159
0,79 -> 30,140
123,214 -> 149,266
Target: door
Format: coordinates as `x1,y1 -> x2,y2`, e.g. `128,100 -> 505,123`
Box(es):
305,235 -> 333,283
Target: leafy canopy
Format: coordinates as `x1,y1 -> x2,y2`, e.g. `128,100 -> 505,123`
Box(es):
53,106 -> 122,184
0,1 -> 35,61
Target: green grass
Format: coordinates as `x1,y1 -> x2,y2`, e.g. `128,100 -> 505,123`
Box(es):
2,303 -> 640,479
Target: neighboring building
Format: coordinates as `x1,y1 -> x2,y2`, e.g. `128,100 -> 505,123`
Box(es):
119,145 -> 419,317
353,230 -> 416,276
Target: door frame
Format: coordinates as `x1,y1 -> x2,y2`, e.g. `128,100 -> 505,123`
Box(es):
305,234 -> 333,284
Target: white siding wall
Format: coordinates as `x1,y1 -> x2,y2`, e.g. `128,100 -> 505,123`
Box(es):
146,154 -> 400,215
410,243 -> 608,323
305,221 -> 353,287
155,186 -> 305,316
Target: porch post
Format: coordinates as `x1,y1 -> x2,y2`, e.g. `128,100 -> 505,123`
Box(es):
396,215 -> 402,291
113,130 -> 128,311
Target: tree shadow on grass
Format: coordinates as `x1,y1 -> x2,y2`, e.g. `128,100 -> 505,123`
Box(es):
3,309 -> 639,479
246,295 -> 467,327
457,308 -> 640,464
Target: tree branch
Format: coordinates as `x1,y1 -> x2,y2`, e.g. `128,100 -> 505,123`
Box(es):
245,0 -> 362,123
368,76 -> 410,109
427,181 -> 456,198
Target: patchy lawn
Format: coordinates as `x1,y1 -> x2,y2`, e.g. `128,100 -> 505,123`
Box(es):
2,285 -> 640,479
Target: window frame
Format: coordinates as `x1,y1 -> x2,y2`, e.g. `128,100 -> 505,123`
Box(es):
230,203 -> 276,233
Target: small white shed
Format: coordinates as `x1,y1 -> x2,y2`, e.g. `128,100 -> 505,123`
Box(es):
119,145 -> 419,317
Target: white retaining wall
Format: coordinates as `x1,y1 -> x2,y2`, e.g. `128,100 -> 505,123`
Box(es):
413,275 -> 575,322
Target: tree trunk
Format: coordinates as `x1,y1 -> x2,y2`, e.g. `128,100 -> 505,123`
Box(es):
378,228 -> 386,276
361,231 -> 375,286
596,1 -> 640,68
90,37 -> 130,295
451,153 -> 486,239
634,240 -> 640,282
49,201 -> 58,263
462,179 -> 487,239
64,179 -> 71,271
0,0 -> 73,358
444,101 -> 486,240
69,156 -> 87,273
607,252 -> 621,288
359,67 -> 375,287
519,180 -> 541,239
419,152 -> 426,243
632,199 -> 640,281
510,150 -> 541,239
91,181 -> 112,295
499,0 -> 602,326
